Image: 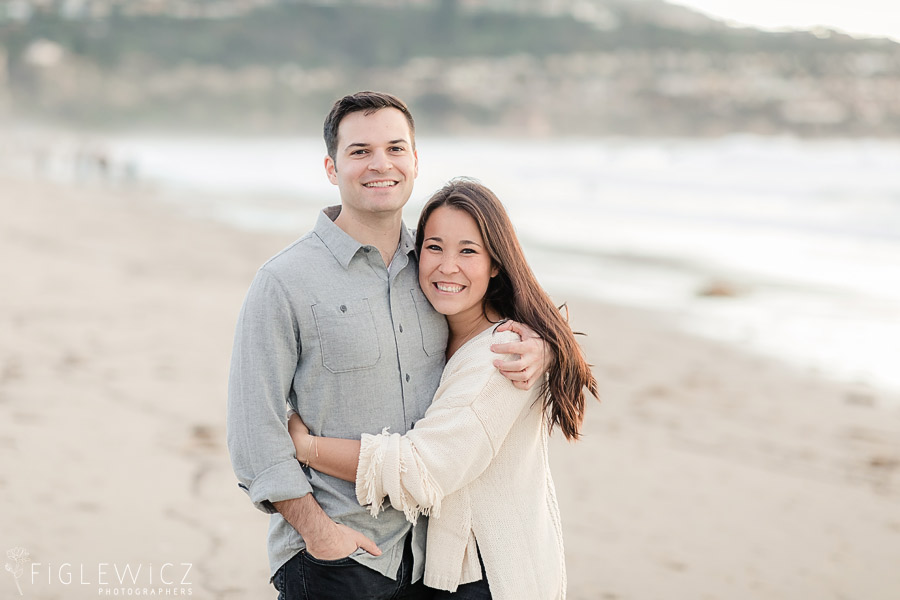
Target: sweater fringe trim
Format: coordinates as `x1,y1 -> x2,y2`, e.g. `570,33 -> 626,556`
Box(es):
397,441 -> 444,524
358,428 -> 389,518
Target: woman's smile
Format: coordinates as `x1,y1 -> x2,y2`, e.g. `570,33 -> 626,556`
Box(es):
433,282 -> 466,294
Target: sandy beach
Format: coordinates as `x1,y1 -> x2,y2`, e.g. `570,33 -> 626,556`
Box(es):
1,175 -> 898,599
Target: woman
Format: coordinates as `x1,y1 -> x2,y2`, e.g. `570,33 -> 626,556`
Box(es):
289,179 -> 598,599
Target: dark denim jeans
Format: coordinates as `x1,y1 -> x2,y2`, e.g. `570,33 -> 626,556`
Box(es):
273,535 -> 434,600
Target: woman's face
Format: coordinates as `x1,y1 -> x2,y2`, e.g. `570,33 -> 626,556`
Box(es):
418,205 -> 498,322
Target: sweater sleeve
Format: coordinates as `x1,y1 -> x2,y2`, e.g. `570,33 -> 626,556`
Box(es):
356,333 -> 535,523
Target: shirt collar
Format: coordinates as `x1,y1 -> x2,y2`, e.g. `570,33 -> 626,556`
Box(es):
398,217 -> 417,256
315,206 -> 417,270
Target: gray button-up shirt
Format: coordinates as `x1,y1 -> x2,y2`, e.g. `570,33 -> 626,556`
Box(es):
227,206 -> 448,580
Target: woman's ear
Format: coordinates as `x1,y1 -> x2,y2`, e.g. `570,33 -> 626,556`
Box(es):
491,264 -> 500,278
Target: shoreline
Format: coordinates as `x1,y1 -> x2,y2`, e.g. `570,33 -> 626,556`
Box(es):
1,176 -> 898,599
7,130 -> 900,398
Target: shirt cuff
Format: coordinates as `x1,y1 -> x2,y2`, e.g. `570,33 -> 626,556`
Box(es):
247,458 -> 312,514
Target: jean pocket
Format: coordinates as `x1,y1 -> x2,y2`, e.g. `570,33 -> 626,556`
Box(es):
312,299 -> 381,373
301,549 -> 356,567
272,564 -> 285,596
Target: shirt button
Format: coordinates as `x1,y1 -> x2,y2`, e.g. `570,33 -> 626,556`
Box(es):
340,305 -> 347,313
405,373 -> 410,382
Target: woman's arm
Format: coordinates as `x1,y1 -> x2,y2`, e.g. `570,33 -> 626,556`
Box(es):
359,343 -> 535,522
290,332 -> 537,522
289,412 -> 360,483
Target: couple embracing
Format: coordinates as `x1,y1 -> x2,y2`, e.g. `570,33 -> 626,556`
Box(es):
227,91 -> 598,599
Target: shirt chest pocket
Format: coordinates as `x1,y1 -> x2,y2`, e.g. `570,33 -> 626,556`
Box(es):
312,299 -> 381,373
410,288 -> 447,357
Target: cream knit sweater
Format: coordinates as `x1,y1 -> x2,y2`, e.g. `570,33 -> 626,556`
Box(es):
356,327 -> 566,599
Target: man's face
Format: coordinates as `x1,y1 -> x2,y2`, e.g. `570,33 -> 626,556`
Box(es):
324,108 -> 418,221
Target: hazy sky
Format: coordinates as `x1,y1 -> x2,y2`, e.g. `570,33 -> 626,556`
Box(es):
667,0 -> 900,42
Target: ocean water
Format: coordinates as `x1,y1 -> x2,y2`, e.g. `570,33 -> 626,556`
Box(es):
50,134 -> 900,394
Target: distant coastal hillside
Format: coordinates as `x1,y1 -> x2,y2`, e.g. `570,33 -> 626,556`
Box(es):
1,0 -> 899,135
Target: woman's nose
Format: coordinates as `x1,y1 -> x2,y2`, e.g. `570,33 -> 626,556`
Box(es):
439,256 -> 458,273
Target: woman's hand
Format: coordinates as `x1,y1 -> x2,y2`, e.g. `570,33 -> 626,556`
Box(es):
288,411 -> 314,465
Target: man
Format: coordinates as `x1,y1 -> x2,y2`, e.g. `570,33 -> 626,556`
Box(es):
227,91 -> 547,599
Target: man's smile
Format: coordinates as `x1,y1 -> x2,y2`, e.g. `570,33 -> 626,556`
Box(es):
363,180 -> 398,188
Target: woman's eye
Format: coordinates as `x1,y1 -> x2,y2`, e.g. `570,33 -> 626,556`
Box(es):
460,248 -> 476,254
426,244 -> 442,251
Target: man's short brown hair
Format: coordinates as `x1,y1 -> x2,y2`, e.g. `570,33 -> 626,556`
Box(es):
323,91 -> 416,160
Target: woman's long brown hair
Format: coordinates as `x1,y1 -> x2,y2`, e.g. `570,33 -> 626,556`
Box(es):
415,178 -> 599,440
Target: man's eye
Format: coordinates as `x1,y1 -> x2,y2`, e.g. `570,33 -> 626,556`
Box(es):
390,146 -> 405,152
351,149 -> 368,155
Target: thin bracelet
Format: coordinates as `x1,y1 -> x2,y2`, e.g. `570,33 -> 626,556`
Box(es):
302,436 -> 318,467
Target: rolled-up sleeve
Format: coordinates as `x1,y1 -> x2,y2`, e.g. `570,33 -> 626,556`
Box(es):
356,350 -> 531,523
227,268 -> 311,513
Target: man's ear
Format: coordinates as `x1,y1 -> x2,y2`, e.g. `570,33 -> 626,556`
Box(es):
413,149 -> 419,179
324,155 -> 338,185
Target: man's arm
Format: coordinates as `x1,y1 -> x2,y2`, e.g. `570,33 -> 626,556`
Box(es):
491,320 -> 553,390
227,268 -> 379,558
273,496 -> 380,559
228,269 -> 310,511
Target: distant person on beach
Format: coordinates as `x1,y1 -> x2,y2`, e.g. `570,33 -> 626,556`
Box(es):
227,92 -> 550,600
287,178 -> 599,599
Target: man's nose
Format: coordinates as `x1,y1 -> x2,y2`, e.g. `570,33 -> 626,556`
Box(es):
368,150 -> 392,172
